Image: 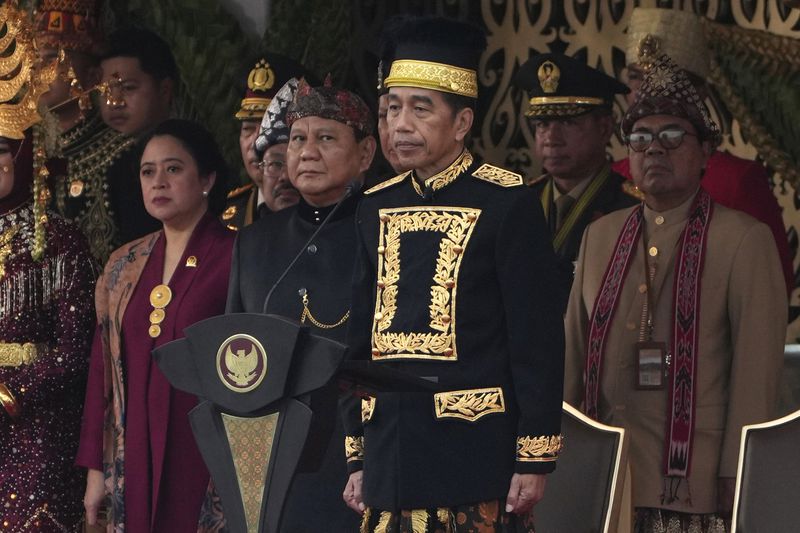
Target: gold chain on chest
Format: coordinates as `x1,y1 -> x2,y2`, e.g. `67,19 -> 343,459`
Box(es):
299,291 -> 350,329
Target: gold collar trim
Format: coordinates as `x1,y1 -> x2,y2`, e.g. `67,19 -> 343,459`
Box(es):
411,150 -> 474,197
385,59 -> 478,98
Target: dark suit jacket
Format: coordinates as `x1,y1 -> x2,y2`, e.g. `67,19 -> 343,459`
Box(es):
346,153 -> 565,510
225,196 -> 361,532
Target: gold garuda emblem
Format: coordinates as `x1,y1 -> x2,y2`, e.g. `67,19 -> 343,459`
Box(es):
216,334 -> 268,393
537,60 -> 560,94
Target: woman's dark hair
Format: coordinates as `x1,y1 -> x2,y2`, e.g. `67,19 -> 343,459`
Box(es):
141,119 -> 229,216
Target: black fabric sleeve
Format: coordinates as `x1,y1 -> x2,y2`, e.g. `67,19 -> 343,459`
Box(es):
496,189 -> 565,475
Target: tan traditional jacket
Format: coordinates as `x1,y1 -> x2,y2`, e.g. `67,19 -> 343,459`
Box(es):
564,192 -> 786,513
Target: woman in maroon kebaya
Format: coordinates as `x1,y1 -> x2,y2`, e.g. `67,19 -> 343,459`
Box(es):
77,120 -> 235,532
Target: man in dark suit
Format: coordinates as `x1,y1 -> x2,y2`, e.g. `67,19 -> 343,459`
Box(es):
226,77 -> 376,532
516,54 -> 639,301
344,16 -> 565,533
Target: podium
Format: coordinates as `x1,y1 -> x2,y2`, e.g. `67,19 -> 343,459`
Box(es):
154,313 -> 436,533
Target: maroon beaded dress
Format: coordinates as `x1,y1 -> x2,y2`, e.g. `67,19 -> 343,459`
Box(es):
0,201 -> 96,531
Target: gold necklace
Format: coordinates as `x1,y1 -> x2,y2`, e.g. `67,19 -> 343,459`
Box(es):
300,290 -> 349,329
149,284 -> 173,338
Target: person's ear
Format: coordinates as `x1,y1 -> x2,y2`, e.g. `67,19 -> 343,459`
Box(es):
453,107 -> 474,142
357,135 -> 377,174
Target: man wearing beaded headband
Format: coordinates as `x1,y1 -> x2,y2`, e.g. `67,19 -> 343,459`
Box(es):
516,53 -> 639,302
226,76 -> 374,532
223,54 -> 310,230
564,43 -> 786,532
0,2 -> 96,530
612,7 -> 793,295
344,15 -> 564,532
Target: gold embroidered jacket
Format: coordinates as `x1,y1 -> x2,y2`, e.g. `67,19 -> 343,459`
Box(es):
345,151 -> 565,510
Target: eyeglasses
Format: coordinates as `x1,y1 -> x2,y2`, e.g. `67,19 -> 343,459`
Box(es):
257,160 -> 286,174
626,128 -> 697,152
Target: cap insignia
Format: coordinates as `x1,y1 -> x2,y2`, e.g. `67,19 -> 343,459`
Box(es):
248,59 -> 275,92
537,60 -> 560,94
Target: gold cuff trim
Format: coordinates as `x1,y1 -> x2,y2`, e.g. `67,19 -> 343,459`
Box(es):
362,397 -> 376,423
0,342 -> 47,367
528,96 -> 606,106
345,436 -> 364,462
0,382 -> 20,419
516,434 -> 564,462
434,387 -> 505,422
385,59 -> 478,98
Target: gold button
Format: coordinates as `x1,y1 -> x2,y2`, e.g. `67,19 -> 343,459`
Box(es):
149,308 -> 166,324
374,312 -> 383,321
638,284 -> 647,294
648,246 -> 658,257
377,280 -> 385,289
655,215 -> 665,225
149,324 -> 162,338
626,322 -> 636,331
377,246 -> 385,254
452,245 -> 464,255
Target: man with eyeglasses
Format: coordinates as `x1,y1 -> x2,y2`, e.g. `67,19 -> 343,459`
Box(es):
515,53 -> 640,304
614,7 -> 792,295
564,42 -> 786,533
223,55 -> 308,230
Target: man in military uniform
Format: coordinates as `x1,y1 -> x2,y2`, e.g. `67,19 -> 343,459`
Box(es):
516,54 -> 639,300
343,16 -> 564,533
223,55 -> 309,230
36,0 -> 141,264
565,44 -> 786,532
226,77 -> 375,532
613,7 -> 793,294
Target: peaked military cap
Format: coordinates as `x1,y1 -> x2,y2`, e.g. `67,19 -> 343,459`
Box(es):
383,16 -> 487,99
516,53 -> 629,118
235,53 -> 312,121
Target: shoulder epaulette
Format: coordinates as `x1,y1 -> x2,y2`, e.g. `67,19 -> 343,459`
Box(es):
364,172 -> 411,195
472,164 -> 523,187
527,173 -> 549,187
226,182 -> 254,199
621,180 -> 645,201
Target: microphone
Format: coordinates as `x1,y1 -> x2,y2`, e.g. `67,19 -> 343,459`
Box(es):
261,180 -> 361,314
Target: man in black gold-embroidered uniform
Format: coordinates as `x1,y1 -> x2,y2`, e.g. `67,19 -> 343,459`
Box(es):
343,16 -> 565,533
516,54 -> 639,303
226,77 -> 376,532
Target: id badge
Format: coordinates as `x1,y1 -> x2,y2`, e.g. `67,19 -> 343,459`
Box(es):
635,341 -> 667,390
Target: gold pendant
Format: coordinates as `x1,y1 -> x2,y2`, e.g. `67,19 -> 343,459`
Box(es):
149,284 -> 172,307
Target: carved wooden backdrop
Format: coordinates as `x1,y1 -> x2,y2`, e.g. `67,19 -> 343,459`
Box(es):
346,0 -> 800,339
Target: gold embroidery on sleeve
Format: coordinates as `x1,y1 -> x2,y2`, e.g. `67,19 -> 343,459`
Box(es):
344,436 -> 364,462
516,434 -> 564,462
